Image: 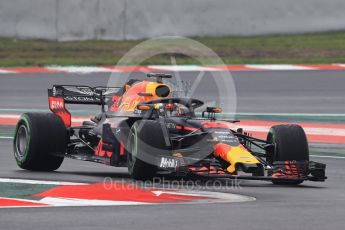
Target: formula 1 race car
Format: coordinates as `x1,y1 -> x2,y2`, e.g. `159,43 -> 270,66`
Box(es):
13,73 -> 326,185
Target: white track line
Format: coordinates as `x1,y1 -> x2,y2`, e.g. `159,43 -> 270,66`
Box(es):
148,65 -> 221,72
39,197 -> 147,206
1,64 -> 345,74
0,70 -> 16,74
0,136 -> 13,139
334,64 -> 345,68
151,190 -> 256,203
46,66 -> 111,73
0,178 -> 86,185
245,64 -> 314,70
310,155 -> 345,159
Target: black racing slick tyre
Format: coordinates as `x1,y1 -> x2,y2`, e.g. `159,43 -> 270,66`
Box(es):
266,124 -> 309,185
127,120 -> 171,180
13,113 -> 66,171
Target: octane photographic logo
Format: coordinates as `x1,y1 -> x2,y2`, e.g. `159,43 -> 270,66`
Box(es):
103,177 -> 242,191
107,36 -> 237,167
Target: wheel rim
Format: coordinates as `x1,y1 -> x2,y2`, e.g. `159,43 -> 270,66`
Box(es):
15,125 -> 29,161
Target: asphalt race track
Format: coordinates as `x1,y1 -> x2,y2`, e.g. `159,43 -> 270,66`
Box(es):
0,70 -> 345,230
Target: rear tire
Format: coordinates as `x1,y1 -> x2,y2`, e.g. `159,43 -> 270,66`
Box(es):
13,113 -> 66,171
266,124 -> 309,185
127,120 -> 171,180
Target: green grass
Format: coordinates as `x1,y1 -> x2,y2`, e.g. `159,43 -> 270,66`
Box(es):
1,32 -> 345,67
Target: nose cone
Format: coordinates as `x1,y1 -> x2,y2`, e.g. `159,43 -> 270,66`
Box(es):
213,143 -> 260,173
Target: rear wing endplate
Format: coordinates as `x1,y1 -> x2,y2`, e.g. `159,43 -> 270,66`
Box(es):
48,85 -> 121,126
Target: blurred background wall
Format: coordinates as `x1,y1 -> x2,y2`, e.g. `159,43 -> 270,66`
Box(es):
1,0 -> 344,41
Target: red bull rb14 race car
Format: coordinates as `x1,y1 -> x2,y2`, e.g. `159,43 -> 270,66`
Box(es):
13,73 -> 326,185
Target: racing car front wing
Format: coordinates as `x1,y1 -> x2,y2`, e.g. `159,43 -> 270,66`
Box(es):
156,157 -> 326,182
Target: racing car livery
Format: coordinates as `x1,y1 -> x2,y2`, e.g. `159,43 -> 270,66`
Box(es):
13,73 -> 326,184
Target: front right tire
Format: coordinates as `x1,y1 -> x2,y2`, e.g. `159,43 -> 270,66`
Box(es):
266,124 -> 309,185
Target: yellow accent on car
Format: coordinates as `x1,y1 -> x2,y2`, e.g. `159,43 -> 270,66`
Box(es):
226,146 -> 260,173
145,82 -> 171,98
137,105 -> 151,110
172,152 -> 183,158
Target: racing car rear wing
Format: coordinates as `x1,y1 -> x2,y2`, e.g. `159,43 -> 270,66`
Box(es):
48,85 -> 121,127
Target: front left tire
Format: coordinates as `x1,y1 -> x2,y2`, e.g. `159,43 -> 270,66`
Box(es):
127,120 -> 171,180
